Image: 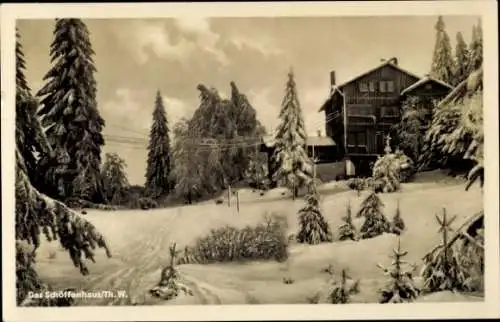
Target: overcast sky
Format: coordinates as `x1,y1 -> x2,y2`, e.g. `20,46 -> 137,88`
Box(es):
18,15 -> 479,185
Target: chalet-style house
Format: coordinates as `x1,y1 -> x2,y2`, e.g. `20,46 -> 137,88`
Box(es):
261,57 -> 453,180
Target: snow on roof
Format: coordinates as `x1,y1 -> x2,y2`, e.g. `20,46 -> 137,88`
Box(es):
400,75 -> 453,96
318,60 -> 422,112
306,136 -> 336,147
335,60 -> 422,90
318,85 -> 345,112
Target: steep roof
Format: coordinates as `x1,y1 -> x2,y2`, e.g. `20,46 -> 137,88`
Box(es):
335,60 -> 421,90
319,59 -> 422,112
400,75 -> 453,96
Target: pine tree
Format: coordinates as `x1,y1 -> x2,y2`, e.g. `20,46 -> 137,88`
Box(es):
468,21 -> 483,74
421,209 -> 471,292
15,28 -> 50,184
37,19 -> 105,202
372,136 -> 401,193
15,97 -> 110,305
272,69 -> 313,197
391,200 -> 405,235
296,183 -> 333,244
378,238 -> 419,303
145,91 -> 173,199
101,153 -> 130,205
327,269 -> 360,304
357,191 -> 392,239
430,16 -> 454,84
453,32 -> 470,85
338,200 -> 358,241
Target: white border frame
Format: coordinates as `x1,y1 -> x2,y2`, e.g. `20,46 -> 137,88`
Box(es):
2,2 -> 499,321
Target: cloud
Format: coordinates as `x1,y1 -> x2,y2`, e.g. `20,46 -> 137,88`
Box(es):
229,35 -> 285,58
115,18 -> 230,67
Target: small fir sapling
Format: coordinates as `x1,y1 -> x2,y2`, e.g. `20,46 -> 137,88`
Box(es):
296,183 -> 333,244
337,200 -> 359,241
149,242 -> 193,300
327,268 -> 360,304
391,200 -> 406,235
371,136 -> 402,193
420,209 -> 471,292
357,191 -> 392,239
378,238 -> 420,303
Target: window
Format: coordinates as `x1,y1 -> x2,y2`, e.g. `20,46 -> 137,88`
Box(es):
347,132 -> 367,147
379,81 -> 386,92
369,81 -> 376,92
348,105 -> 374,116
359,82 -> 369,92
356,132 -> 367,146
425,83 -> 432,90
347,134 -> 357,146
380,80 -> 395,93
386,81 -> 394,92
381,106 -> 400,118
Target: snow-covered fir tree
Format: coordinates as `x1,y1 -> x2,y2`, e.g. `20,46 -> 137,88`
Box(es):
468,21 -> 483,74
453,32 -> 470,85
430,16 -> 454,84
391,200 -> 405,235
16,76 -> 110,305
327,269 -> 360,304
421,209 -> 472,292
378,239 -> 419,303
357,191 -> 392,239
101,153 -> 130,205
16,28 -> 48,184
338,200 -> 358,241
272,69 -> 313,197
145,91 -> 173,199
37,19 -> 105,202
371,136 -> 402,193
296,183 -> 333,245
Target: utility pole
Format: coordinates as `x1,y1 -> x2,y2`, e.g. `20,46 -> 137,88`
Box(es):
312,145 -> 317,180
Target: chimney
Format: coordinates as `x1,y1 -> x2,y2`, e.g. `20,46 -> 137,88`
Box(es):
389,57 -> 398,66
330,71 -> 336,87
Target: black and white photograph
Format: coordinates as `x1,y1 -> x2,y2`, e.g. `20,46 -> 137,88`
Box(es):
1,1 -> 499,321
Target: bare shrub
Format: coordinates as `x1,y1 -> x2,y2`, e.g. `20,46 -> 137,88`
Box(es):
177,212 -> 289,264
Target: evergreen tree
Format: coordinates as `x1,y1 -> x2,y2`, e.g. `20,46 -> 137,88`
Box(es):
378,239 -> 419,303
101,153 -> 130,205
272,70 -> 313,197
37,19 -> 105,202
357,191 -> 392,239
16,28 -> 50,184
430,16 -> 454,84
421,209 -> 471,292
453,32 -> 470,85
327,269 -> 360,304
391,200 -> 405,235
468,21 -> 483,73
145,91 -> 173,199
296,183 -> 333,245
371,136 -> 401,193
15,92 -> 110,305
338,200 -> 358,241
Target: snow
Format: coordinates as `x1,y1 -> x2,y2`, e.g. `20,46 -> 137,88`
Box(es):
35,174 -> 483,305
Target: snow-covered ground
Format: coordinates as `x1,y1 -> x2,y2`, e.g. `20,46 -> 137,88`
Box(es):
35,173 -> 483,305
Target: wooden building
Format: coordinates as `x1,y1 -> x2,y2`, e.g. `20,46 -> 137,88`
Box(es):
260,57 -> 453,180
318,57 -> 453,176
